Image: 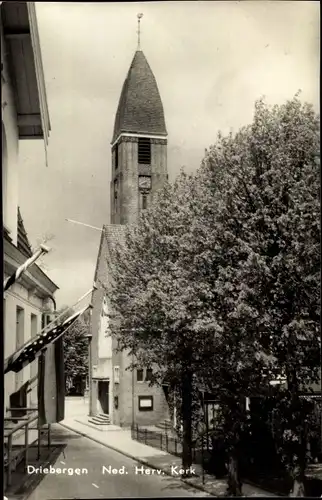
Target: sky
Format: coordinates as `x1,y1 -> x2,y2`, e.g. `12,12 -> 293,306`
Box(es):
19,1 -> 320,308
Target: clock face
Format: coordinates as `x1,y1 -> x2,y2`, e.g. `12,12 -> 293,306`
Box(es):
139,176 -> 151,190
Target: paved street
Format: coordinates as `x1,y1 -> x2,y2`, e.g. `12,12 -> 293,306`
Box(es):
26,425 -> 209,499
64,396 -> 90,419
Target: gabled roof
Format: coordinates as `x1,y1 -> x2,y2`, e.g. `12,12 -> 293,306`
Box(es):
4,207 -> 58,294
92,224 -> 126,304
17,207 -> 33,258
103,224 -> 126,257
112,50 -> 167,144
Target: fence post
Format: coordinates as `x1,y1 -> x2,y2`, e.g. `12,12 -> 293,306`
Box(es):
201,436 -> 205,484
144,428 -> 147,445
175,438 -> 178,455
160,432 -> 163,450
48,424 -> 51,449
166,433 -> 168,452
136,424 -> 139,441
24,422 -> 29,468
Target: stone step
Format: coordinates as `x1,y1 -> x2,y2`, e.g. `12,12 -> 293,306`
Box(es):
88,419 -> 110,426
88,415 -> 111,426
92,415 -> 110,422
98,413 -> 110,421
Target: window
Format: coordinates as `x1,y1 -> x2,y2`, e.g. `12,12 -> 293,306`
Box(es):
114,396 -> 119,409
114,366 -> 120,384
16,307 -> 25,349
30,314 -> 38,404
138,138 -> 151,164
114,144 -> 119,169
146,368 -> 153,382
137,369 -> 144,382
41,313 -> 51,329
138,395 -> 153,411
114,180 -> 118,209
16,307 -> 25,390
142,194 -> 147,210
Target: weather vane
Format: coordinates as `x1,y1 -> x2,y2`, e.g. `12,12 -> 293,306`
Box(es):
137,13 -> 143,50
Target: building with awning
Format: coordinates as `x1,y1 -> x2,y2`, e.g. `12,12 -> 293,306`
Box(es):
1,1 -> 57,413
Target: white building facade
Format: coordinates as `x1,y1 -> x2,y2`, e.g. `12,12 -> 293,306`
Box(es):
2,2 -> 58,412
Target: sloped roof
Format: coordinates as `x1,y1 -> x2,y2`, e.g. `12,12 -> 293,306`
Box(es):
103,224 -> 126,260
17,207 -> 33,258
91,224 -> 126,311
112,50 -> 167,143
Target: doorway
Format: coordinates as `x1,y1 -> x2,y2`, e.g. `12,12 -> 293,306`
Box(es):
98,380 -> 109,414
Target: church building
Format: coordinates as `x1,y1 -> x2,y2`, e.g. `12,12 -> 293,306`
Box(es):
90,21 -> 171,427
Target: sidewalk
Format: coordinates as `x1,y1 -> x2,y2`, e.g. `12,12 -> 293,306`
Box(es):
60,416 -> 277,497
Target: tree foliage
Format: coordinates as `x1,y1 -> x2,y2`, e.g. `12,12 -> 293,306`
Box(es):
107,93 -> 320,496
57,307 -> 90,380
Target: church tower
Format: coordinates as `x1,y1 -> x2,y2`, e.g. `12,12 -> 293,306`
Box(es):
90,16 -> 171,426
110,16 -> 168,225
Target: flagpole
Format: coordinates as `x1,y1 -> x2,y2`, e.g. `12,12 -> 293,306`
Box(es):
65,219 -> 102,232
44,304 -> 93,348
4,285 -> 97,372
4,304 -> 93,375
4,244 -> 50,291
39,285 -> 96,339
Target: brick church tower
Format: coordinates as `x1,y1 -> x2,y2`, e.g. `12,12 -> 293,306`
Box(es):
90,20 -> 171,427
110,48 -> 168,224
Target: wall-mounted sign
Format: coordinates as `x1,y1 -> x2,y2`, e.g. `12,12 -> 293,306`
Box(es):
138,396 -> 153,412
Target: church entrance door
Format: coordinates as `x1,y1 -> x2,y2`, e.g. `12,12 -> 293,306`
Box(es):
98,380 -> 109,414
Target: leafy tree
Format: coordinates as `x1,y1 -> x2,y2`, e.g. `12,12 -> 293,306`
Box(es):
107,173 -> 209,473
199,93 -> 320,496
179,162 -> 273,495
106,93 -> 319,496
57,307 -> 89,386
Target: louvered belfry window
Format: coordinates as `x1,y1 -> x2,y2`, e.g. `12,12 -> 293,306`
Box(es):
138,138 -> 151,164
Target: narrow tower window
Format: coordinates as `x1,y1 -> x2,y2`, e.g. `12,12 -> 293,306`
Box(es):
138,138 -> 151,164
114,180 -> 118,210
142,194 -> 147,210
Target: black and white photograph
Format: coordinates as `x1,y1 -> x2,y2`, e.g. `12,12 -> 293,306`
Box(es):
2,1 -> 320,498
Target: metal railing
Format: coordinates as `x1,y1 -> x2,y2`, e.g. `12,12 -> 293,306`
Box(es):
4,408 -> 51,487
132,424 -> 183,456
131,424 -> 208,475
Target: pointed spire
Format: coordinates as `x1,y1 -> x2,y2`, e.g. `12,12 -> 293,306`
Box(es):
137,13 -> 143,51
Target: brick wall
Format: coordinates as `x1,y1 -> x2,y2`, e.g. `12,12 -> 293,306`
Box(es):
112,350 -> 170,428
93,131 -> 169,425
111,136 -> 168,225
